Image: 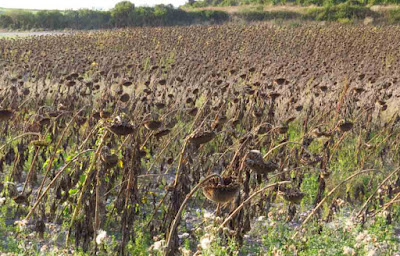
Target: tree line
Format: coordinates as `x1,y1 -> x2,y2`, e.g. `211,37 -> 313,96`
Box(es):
187,0 -> 400,7
0,1 -> 229,30
2,0 -> 400,30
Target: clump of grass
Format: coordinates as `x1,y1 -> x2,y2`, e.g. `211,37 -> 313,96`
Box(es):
304,3 -> 378,21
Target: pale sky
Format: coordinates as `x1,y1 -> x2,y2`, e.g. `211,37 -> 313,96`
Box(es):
0,0 -> 188,10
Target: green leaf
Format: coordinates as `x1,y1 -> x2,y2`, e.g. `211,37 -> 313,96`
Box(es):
79,174 -> 86,184
68,188 -> 78,195
66,154 -> 74,162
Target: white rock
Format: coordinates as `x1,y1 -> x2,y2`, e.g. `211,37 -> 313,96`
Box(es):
152,240 -> 165,251
179,233 -> 190,239
257,216 -> 266,222
366,249 -> 378,256
356,231 -> 368,243
343,246 -> 356,255
40,245 -> 48,252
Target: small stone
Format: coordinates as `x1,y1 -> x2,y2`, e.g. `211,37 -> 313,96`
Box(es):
178,233 -> 190,239
40,244 -> 48,252
257,216 -> 266,222
343,246 -> 356,255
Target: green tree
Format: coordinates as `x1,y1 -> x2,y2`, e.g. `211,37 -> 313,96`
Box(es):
35,10 -> 64,29
111,1 -> 135,27
0,14 -> 13,28
131,7 -> 154,26
6,10 -> 35,30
